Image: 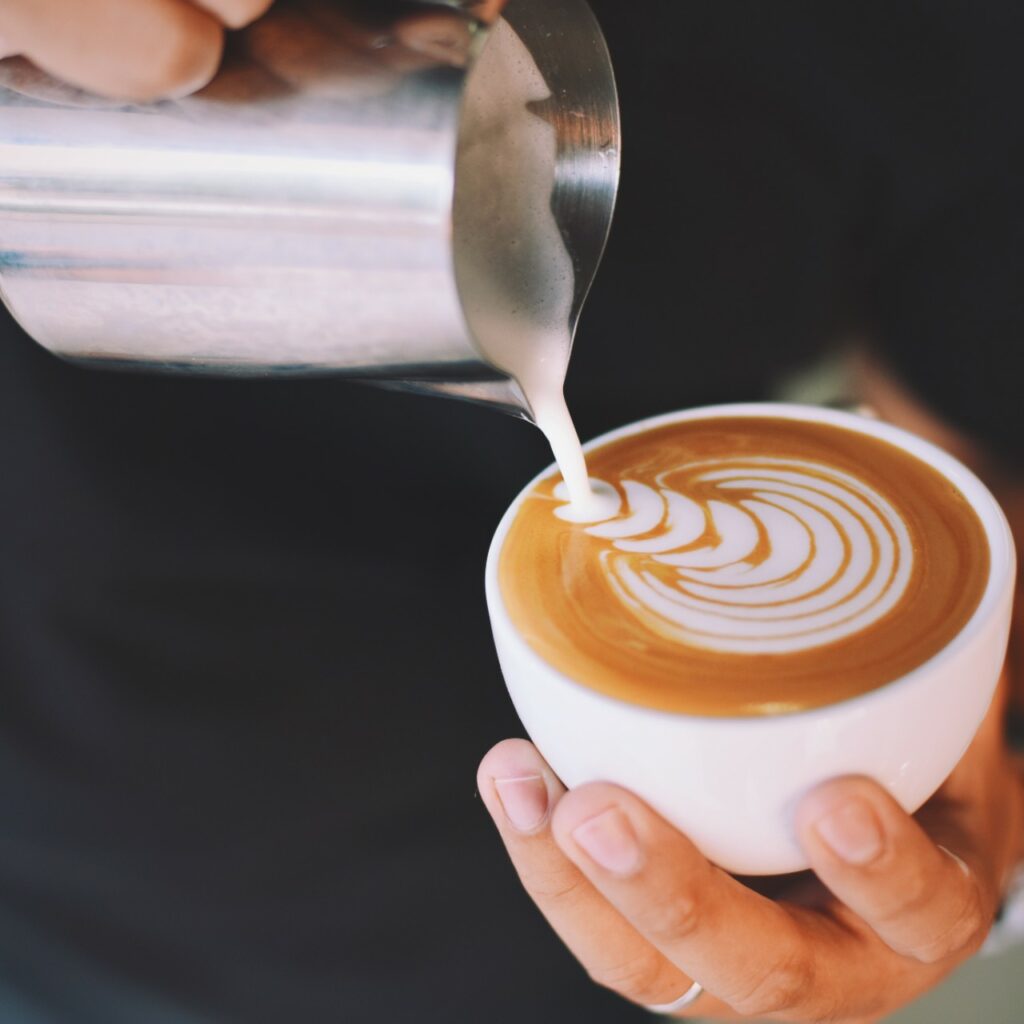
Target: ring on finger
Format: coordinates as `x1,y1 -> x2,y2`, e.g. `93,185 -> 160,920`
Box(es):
645,980 -> 704,1015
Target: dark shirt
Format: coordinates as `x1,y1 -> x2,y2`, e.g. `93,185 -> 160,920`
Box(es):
1,3 -> 1022,1021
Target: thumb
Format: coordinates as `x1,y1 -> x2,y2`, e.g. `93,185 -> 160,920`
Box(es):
795,776 -> 994,964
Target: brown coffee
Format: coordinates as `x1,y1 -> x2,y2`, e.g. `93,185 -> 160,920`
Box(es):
499,416 -> 990,716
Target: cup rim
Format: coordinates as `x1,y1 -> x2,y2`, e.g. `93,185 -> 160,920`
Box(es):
486,402 -> 1017,726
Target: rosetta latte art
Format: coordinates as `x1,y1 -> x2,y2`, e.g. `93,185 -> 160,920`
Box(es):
501,417 -> 989,714
554,458 -> 914,654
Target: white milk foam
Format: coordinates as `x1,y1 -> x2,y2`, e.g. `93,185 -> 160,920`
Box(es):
554,457 -> 915,654
455,19 -> 604,517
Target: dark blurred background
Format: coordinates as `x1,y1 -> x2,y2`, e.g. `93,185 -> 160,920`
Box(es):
1,2 -> 1023,1021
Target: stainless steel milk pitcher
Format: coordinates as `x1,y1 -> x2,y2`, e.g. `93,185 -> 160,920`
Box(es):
0,0 -> 619,418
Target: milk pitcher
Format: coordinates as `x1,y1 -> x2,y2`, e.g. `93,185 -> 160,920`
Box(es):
0,0 -> 619,419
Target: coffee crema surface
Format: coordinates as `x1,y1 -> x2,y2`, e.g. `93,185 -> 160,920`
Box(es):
499,416 -> 990,715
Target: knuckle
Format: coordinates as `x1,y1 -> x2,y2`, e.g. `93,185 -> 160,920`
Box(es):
586,951 -> 667,1004
910,888 -> 988,964
633,890 -> 701,944
728,949 -> 815,1018
133,11 -> 223,99
876,862 -> 934,927
528,869 -> 587,906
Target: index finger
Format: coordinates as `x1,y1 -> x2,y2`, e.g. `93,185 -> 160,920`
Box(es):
477,740 -> 703,1010
796,776 -> 996,963
0,0 -> 222,100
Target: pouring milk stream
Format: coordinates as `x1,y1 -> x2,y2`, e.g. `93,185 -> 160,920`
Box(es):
454,19 -> 615,520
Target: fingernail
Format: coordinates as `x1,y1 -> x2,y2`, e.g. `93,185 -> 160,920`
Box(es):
814,798 -> 884,865
572,808 -> 643,876
494,775 -> 549,833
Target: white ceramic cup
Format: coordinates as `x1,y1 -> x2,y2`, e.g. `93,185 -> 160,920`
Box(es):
486,403 -> 1016,875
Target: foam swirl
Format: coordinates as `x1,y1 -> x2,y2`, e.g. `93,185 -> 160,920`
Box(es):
554,457 -> 914,654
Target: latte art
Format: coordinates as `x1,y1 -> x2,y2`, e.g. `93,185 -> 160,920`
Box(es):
500,415 -> 990,716
553,458 -> 914,654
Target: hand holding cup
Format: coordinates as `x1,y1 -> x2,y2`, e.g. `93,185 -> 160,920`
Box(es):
479,403 -> 1019,1017
478,691 -> 1024,1020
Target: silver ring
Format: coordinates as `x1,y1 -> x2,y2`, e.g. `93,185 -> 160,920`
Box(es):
645,980 -> 704,1015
